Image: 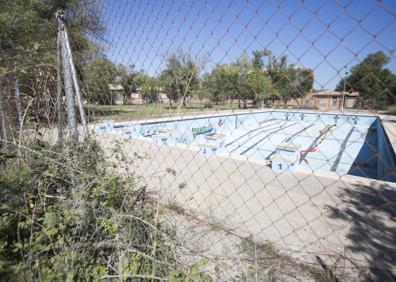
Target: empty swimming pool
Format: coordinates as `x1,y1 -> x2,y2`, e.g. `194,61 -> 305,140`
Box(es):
96,111 -> 396,182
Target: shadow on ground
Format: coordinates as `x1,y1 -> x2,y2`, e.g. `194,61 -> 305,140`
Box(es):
327,183 -> 396,281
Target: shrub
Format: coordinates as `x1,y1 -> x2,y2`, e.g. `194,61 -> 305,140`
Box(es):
0,140 -> 176,281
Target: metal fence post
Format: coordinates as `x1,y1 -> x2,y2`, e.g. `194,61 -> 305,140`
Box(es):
0,75 -> 8,148
56,11 -> 77,139
15,80 -> 22,126
62,24 -> 89,140
56,31 -> 64,142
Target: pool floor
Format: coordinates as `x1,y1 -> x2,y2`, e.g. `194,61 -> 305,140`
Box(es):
96,111 -> 396,182
191,118 -> 375,176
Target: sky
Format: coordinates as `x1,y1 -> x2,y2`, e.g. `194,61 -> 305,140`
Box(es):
96,0 -> 396,90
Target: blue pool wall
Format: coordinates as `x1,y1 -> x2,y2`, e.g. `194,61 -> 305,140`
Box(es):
347,118 -> 396,182
376,120 -> 396,182
135,111 -> 376,137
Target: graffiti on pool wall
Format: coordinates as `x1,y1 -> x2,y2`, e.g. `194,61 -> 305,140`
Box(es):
218,118 -> 224,127
192,125 -> 213,137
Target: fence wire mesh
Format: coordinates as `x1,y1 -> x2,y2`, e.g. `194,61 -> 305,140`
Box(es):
1,0 -> 396,281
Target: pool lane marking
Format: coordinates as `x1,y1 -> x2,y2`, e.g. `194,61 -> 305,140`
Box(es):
225,119 -> 279,147
227,121 -> 288,152
330,126 -> 355,172
239,122 -> 299,155
299,124 -> 337,164
284,123 -> 315,143
264,123 -> 315,160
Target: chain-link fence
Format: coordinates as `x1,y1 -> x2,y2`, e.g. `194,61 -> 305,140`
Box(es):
1,0 -> 396,281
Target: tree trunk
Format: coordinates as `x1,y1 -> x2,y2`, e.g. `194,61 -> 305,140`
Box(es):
238,98 -> 241,109
243,98 -> 247,109
169,98 -> 172,109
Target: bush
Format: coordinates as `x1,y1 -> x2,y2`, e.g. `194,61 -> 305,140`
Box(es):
0,140 -> 177,281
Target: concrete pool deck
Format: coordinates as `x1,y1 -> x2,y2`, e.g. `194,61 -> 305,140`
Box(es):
96,122 -> 396,280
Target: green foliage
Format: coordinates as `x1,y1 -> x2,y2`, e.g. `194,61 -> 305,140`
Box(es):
245,69 -> 275,104
83,57 -> 124,104
120,66 -> 142,100
0,0 -> 104,123
168,258 -> 212,282
135,74 -> 159,102
201,50 -> 313,107
203,64 -> 239,104
263,51 -> 314,105
0,140 -> 179,281
160,53 -> 200,108
204,56 -> 254,108
335,51 -> 396,109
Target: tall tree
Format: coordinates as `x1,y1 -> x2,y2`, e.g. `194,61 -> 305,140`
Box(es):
233,55 -> 253,108
159,55 -> 181,109
120,65 -> 141,104
82,57 -> 121,104
335,51 -> 396,109
288,68 -> 314,105
159,54 -> 200,109
205,64 -> 240,106
245,70 -> 274,106
136,74 -> 158,103
262,51 -> 313,105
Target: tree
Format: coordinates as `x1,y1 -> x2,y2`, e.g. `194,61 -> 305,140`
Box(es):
207,55 -> 254,109
252,50 -> 271,70
179,57 -> 200,107
245,69 -> 274,106
261,51 -> 313,105
0,0 -> 104,121
137,74 -> 158,103
196,76 -> 211,108
82,57 -> 120,104
159,54 -> 200,109
288,67 -> 314,105
204,64 -> 239,106
159,60 -> 178,109
120,65 -> 141,104
233,55 -> 254,108
335,51 -> 396,109
205,54 -> 269,109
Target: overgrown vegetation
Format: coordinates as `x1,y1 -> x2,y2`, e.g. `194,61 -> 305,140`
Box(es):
336,51 -> 396,109
236,237 -> 337,282
0,0 -> 103,124
0,140 -> 211,281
